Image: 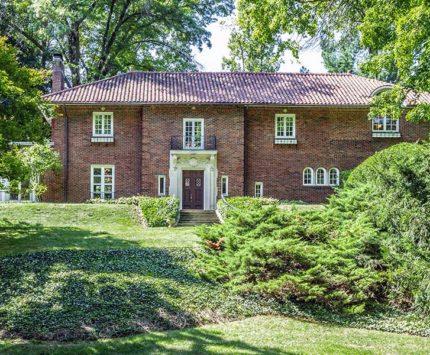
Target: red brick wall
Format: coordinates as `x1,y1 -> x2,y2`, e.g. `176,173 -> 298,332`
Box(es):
245,107 -> 430,203
46,104 -> 429,204
141,105 -> 245,196
45,106 -> 142,202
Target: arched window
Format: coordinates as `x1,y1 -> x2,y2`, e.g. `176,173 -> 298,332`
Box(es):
303,168 -> 314,185
315,168 -> 326,185
329,168 -> 340,186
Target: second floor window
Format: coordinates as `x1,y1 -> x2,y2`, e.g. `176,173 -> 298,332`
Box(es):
372,116 -> 399,132
275,114 -> 296,138
93,112 -> 113,136
184,118 -> 204,149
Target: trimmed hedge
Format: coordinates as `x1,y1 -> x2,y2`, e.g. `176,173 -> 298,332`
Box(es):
139,196 -> 179,227
87,196 -> 142,205
87,196 -> 180,227
217,196 -> 279,220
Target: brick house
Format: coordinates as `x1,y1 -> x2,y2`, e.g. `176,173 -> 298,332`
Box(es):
44,55 -> 430,207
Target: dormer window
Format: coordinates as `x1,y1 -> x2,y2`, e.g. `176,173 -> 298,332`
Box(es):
372,116 -> 400,138
275,114 -> 297,144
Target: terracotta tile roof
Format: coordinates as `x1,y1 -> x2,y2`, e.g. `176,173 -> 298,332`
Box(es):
44,72 -> 430,106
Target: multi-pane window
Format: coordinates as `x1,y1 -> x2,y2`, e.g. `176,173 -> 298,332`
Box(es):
303,168 -> 314,185
93,112 -> 113,136
315,168 -> 326,185
158,175 -> 166,196
275,114 -> 296,138
329,168 -> 340,186
255,182 -> 263,197
91,165 -> 114,199
221,176 -> 228,196
372,116 -> 399,132
184,119 -> 203,149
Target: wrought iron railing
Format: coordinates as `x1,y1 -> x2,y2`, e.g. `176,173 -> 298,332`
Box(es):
170,135 -> 217,150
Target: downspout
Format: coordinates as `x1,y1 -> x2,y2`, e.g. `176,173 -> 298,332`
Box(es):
243,106 -> 248,196
139,106 -> 144,195
63,105 -> 70,202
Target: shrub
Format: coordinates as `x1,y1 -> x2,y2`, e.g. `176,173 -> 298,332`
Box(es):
196,206 -> 385,312
87,196 -> 142,205
217,196 -> 279,220
139,196 -> 179,227
197,142 -> 430,314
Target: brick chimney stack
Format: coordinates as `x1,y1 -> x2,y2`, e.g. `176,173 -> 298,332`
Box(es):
52,54 -> 65,93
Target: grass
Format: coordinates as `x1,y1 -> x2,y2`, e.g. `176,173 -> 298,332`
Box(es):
1,202 -> 430,353
1,316 -> 430,354
0,203 -> 198,256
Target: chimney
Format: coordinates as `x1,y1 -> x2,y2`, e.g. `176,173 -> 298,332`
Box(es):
52,54 -> 65,92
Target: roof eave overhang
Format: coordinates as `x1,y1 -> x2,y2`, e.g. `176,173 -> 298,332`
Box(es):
47,101 -> 373,109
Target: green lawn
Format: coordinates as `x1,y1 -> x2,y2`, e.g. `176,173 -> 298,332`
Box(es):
0,203 -> 198,256
1,202 -> 430,354
1,315 -> 430,354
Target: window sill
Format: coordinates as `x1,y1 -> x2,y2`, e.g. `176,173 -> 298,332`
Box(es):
303,184 -> 338,188
275,138 -> 297,145
372,132 -> 401,138
91,136 -> 114,143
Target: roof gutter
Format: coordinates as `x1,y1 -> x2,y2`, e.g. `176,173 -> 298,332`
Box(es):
44,102 -> 373,109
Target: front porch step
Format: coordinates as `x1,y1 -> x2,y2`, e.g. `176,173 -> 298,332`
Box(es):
177,210 -> 220,226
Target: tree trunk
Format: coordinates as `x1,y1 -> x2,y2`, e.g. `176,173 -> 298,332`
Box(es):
68,22 -> 81,86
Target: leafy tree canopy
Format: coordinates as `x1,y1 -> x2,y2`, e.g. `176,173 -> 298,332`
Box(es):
0,141 -> 61,198
222,22 -> 285,72
0,36 -> 50,153
0,0 -> 234,86
235,0 -> 430,121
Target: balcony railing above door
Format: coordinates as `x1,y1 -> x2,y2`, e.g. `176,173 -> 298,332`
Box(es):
170,135 -> 217,150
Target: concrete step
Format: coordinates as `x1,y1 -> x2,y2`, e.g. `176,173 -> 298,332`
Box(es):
177,210 -> 220,226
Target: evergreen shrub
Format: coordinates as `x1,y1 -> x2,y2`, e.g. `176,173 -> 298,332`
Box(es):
197,142 -> 430,314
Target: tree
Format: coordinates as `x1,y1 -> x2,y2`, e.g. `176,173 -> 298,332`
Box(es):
299,66 -> 309,74
235,0 -> 430,122
359,1 -> 430,121
0,141 -> 61,199
0,36 -> 50,154
0,0 -> 234,86
222,25 -> 284,72
320,30 -> 362,74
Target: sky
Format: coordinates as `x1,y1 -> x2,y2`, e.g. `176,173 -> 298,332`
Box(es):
193,19 -> 327,73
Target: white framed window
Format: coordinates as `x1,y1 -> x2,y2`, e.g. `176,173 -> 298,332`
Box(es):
329,168 -> 340,186
315,168 -> 327,186
255,182 -> 263,197
372,116 -> 399,132
158,175 -> 166,196
221,176 -> 229,196
183,118 -> 204,149
93,112 -> 113,137
276,114 -> 296,137
372,116 -> 400,137
91,165 -> 115,199
303,168 -> 314,186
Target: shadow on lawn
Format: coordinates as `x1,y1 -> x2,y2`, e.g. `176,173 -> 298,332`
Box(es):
0,218 -> 138,255
0,248 -> 240,343
1,327 -> 294,354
